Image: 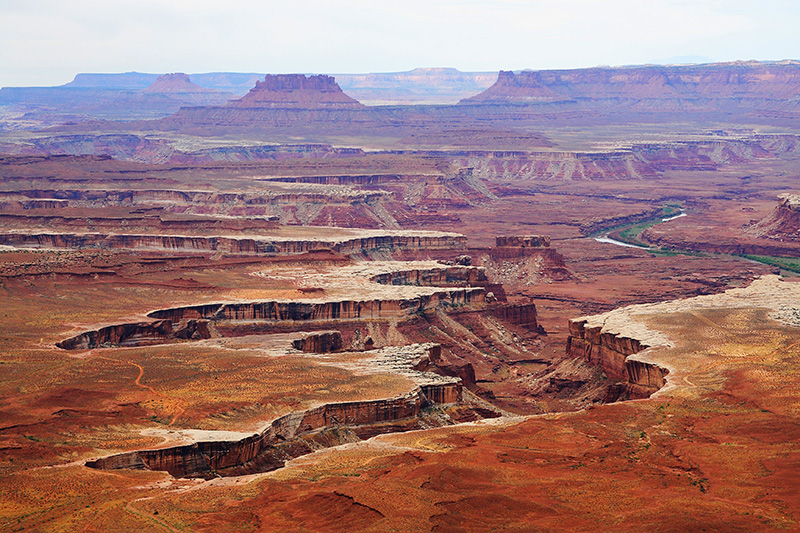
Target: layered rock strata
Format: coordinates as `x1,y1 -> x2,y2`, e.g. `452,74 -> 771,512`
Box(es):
490,236 -> 559,262
86,344 -> 464,478
566,319 -> 668,399
495,235 -> 550,248
230,74 -> 364,109
147,289 -> 484,322
461,62 -> 800,110
565,276 -> 800,403
292,331 -> 344,353
0,187 -> 387,207
57,319 -> 213,350
476,235 -> 570,282
0,230 -> 466,255
58,290 -> 484,349
489,303 -> 541,331
370,265 -> 488,287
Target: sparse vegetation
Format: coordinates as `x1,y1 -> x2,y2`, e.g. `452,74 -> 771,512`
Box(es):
740,254 -> 800,274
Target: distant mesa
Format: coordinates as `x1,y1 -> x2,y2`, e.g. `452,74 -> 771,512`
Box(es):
135,72 -> 234,107
461,61 -> 800,104
230,74 -> 365,109
142,73 -> 214,94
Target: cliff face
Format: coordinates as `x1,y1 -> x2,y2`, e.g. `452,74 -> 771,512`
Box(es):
462,62 -> 800,105
0,135 -> 366,164
147,289 -> 485,322
495,235 -> 550,248
86,343 -> 465,478
292,331 -> 344,353
59,289 -> 485,349
489,303 -> 540,330
0,231 -> 466,256
450,136 -> 793,183
747,195 -> 800,241
230,74 -> 365,109
370,266 -> 488,287
566,319 -> 668,399
56,319 -> 213,350
87,390 -> 429,478
641,229 -> 800,257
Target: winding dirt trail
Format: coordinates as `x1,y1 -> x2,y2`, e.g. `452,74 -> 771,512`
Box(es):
94,353 -> 186,426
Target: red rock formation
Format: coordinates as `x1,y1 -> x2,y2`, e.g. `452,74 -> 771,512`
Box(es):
148,289 -> 485,323
462,62 -> 800,105
640,229 -> 800,258
489,303 -> 541,331
292,331 -> 344,353
87,390 -> 425,477
747,195 -> 800,241
86,341 -> 466,478
566,319 -> 668,399
495,235 -> 550,248
0,213 -> 281,233
57,319 -> 213,350
0,231 -> 466,256
484,236 -> 569,280
0,134 -> 366,163
143,73 -> 214,94
420,383 -> 462,404
230,74 -> 364,109
370,266 -> 488,287
489,236 -> 562,262
59,288 -> 487,350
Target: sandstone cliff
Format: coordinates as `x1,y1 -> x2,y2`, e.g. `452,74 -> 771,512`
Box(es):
0,230 -> 466,256
462,62 -> 800,106
369,265 -> 488,287
230,74 -> 364,109
58,288 -> 485,350
57,319 -> 213,350
292,331 -> 344,353
746,194 -> 800,241
86,344 -> 466,478
566,319 -> 669,399
147,289 -> 484,322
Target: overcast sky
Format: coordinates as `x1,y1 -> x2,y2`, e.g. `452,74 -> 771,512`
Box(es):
1,0 -> 798,87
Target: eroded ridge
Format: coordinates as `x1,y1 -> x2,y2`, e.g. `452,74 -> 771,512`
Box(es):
0,229 -> 466,255
567,319 -> 669,400
566,275 -> 800,400
56,261 -> 493,350
85,343 -> 482,478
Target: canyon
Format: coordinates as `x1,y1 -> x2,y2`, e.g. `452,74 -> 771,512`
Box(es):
84,343 -> 477,478
2,63 -> 800,531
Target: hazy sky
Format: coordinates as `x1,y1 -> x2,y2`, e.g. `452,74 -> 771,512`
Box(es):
1,0 -> 798,87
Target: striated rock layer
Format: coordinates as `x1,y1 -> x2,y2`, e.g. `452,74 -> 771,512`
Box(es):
58,289 -> 485,349
0,230 -> 466,255
566,318 -> 669,400
56,319 -> 213,350
85,344 -> 466,478
462,61 -> 800,106
147,289 -> 485,322
292,331 -> 344,353
230,74 -> 364,109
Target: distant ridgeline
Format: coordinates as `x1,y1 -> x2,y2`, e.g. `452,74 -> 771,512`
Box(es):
5,61 -> 800,128
459,61 -> 800,119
